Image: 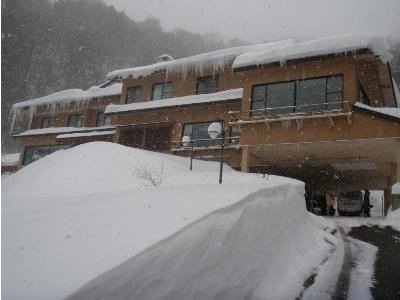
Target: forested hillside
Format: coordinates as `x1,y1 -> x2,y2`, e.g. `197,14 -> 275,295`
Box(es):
1,0 -> 241,152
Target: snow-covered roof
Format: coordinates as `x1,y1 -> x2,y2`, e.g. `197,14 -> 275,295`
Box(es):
56,130 -> 115,139
1,153 -> 20,166
354,102 -> 400,120
233,34 -> 392,69
12,83 -> 122,109
107,35 -> 391,80
105,88 -> 243,114
14,126 -> 115,137
106,40 -> 294,80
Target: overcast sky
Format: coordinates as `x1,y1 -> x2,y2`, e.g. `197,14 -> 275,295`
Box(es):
103,0 -> 400,43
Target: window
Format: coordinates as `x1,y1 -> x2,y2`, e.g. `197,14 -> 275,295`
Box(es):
126,86 -> 142,104
182,121 -> 224,147
23,144 -> 72,165
13,107 -> 31,133
296,78 -> 326,112
251,75 -> 343,116
68,114 -> 84,127
251,82 -> 295,115
152,82 -> 172,100
96,112 -> 111,127
41,118 -> 50,128
196,76 -> 218,94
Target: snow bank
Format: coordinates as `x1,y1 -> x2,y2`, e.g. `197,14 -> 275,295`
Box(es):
14,125 -> 114,137
233,34 -> 392,69
385,208 -> 400,230
354,102 -> 400,119
105,88 -> 243,114
1,153 -> 20,166
2,142 -> 302,300
106,40 -> 294,80
67,183 -> 336,300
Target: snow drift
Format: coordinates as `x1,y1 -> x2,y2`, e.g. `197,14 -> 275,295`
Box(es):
3,142 -> 304,300
67,183 -> 336,300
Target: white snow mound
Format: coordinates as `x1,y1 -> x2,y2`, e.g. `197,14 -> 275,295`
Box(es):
3,142 -> 305,300
385,208 -> 400,230
67,183 -> 336,300
4,141 -> 272,199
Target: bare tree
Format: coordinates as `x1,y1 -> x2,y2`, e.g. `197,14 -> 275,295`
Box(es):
133,162 -> 164,187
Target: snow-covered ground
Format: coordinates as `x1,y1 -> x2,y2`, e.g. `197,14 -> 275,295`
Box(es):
3,141 -> 324,300
3,142 -> 398,299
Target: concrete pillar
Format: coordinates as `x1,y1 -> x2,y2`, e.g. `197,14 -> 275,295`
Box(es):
384,188 -> 392,216
241,147 -> 249,172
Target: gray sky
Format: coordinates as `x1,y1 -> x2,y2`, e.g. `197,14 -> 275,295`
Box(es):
103,0 -> 400,43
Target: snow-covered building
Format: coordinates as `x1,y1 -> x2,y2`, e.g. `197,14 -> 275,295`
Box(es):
11,34 -> 400,214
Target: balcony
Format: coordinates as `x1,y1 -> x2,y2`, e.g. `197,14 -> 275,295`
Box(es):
229,101 -> 352,130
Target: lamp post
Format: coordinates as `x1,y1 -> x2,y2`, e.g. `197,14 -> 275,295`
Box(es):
182,135 -> 194,171
208,122 -> 224,184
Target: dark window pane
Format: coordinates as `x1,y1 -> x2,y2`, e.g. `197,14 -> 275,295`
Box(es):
327,93 -> 343,109
296,78 -> 326,112
23,145 -> 72,165
197,76 -> 218,94
152,84 -> 163,100
104,115 -> 111,126
183,124 -> 193,137
162,83 -> 172,98
182,121 -> 223,147
266,82 -> 295,114
31,147 -> 50,162
23,148 -> 34,165
41,118 -> 50,128
96,112 -> 105,127
68,115 -> 84,127
126,86 -> 142,103
251,85 -> 266,116
327,76 -> 343,93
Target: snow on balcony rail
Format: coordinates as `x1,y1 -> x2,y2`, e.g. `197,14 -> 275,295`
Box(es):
106,40 -> 294,80
354,102 -> 400,119
105,88 -> 243,114
9,83 -> 122,134
56,130 -> 115,139
233,34 -> 392,69
14,126 -> 115,137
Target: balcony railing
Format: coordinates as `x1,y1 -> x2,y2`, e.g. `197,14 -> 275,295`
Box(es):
171,136 -> 240,151
228,101 -> 352,128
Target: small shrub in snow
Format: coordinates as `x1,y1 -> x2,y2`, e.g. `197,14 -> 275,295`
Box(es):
133,162 -> 164,187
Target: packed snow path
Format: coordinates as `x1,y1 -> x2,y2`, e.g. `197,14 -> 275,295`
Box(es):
349,226 -> 400,299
